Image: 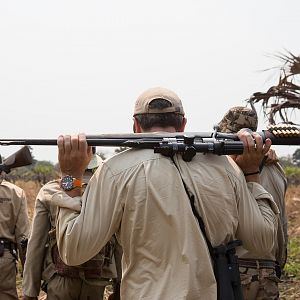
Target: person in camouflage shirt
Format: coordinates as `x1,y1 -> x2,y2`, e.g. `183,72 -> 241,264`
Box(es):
218,106 -> 288,300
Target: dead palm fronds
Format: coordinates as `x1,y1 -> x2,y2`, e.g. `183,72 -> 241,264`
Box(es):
249,51 -> 300,125
275,50 -> 300,77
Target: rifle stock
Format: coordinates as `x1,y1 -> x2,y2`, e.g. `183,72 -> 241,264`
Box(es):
0,146 -> 33,174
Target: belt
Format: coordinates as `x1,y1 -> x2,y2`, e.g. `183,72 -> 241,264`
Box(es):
56,268 -> 103,279
0,238 -> 16,249
238,258 -> 276,269
0,238 -> 17,259
52,245 -> 104,279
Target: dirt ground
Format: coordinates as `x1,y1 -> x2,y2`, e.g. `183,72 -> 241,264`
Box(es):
16,181 -> 300,299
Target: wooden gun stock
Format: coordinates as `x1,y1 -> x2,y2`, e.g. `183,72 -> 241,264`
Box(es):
0,146 -> 33,173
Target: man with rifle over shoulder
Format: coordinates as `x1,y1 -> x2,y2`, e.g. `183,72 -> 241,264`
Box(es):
50,87 -> 278,300
0,146 -> 32,300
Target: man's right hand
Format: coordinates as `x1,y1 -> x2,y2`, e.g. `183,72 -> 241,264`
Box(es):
232,129 -> 272,182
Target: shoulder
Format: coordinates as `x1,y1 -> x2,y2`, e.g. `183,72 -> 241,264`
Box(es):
103,149 -> 161,176
193,153 -> 243,176
261,162 -> 286,178
37,180 -> 60,202
260,163 -> 287,187
0,180 -> 25,197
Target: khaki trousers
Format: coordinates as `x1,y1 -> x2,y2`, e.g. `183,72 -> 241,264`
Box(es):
0,250 -> 18,300
46,273 -> 107,300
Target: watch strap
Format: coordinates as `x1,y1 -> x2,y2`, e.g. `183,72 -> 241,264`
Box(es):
73,178 -> 82,188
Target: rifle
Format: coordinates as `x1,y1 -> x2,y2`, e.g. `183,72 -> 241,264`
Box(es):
0,125 -> 299,162
0,146 -> 33,174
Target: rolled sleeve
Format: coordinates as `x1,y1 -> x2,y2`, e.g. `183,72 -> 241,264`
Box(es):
51,192 -> 82,212
54,163 -> 123,266
236,180 -> 279,256
247,182 -> 280,214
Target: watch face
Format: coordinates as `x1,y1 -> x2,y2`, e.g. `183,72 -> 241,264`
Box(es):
61,175 -> 74,191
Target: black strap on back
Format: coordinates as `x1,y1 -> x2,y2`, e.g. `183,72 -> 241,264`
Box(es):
170,157 -> 214,257
170,157 -> 243,300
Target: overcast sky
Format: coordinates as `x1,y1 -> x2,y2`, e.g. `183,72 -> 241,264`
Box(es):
0,0 -> 299,163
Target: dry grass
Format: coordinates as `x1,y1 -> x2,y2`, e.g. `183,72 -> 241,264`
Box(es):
279,185 -> 300,299
286,185 -> 300,236
15,180 -> 42,220
16,181 -> 300,299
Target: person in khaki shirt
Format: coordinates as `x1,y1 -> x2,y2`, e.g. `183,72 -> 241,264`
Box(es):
22,152 -> 120,300
260,158 -> 288,268
53,87 -> 278,300
0,173 -> 30,300
218,105 -> 288,300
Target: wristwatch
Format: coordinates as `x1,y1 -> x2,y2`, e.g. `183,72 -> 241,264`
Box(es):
60,175 -> 83,191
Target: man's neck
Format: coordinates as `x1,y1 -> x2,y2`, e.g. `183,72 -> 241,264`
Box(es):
142,126 -> 177,133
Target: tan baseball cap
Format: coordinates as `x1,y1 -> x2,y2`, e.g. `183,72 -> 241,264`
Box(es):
218,106 -> 258,133
133,87 -> 185,116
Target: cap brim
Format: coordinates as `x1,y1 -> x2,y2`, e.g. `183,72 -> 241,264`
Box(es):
87,154 -> 103,170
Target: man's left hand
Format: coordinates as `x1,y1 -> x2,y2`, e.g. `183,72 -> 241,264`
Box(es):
57,133 -> 92,179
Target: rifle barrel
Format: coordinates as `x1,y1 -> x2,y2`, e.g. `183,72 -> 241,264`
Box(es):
0,139 -> 134,147
0,126 -> 299,146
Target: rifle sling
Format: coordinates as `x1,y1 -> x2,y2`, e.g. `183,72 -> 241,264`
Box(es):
170,157 -> 244,300
170,157 -> 215,257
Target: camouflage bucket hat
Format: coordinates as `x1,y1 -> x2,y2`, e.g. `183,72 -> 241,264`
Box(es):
218,106 -> 258,133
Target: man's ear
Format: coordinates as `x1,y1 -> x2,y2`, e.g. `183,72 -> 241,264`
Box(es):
133,118 -> 143,133
179,117 -> 187,132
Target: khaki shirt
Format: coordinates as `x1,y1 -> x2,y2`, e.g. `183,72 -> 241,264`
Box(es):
53,149 -> 278,300
261,163 -> 287,266
0,179 -> 30,257
237,163 -> 287,264
23,180 -> 118,298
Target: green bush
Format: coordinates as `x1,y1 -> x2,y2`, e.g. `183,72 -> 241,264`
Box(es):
284,237 -> 300,279
284,166 -> 300,177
